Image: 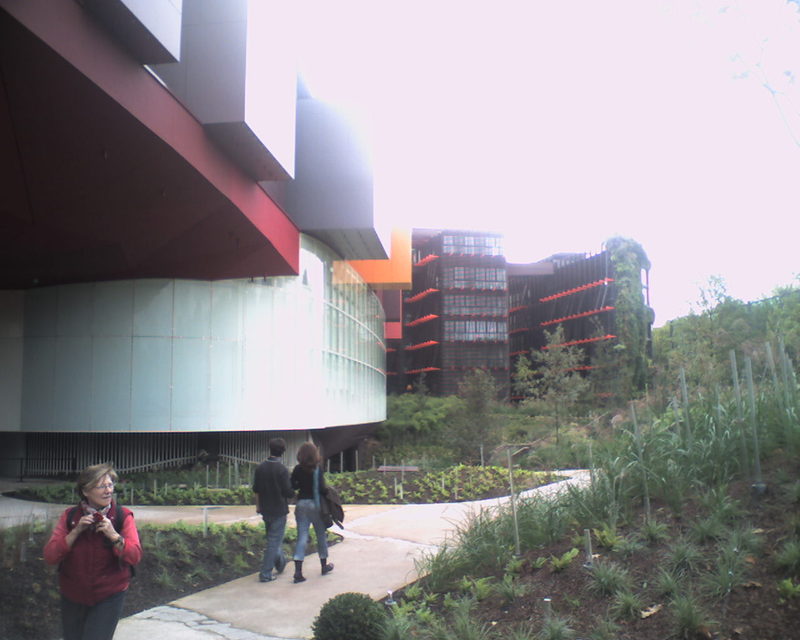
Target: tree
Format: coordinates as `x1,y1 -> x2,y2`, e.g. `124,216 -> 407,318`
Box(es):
378,391 -> 461,449
522,325 -> 590,444
448,368 -> 501,463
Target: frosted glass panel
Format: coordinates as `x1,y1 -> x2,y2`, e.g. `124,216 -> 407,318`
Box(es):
24,289 -> 57,337
133,280 -> 174,337
57,285 -> 94,337
54,337 -> 92,429
19,234 -> 386,433
92,282 -> 134,337
172,338 -> 209,429
174,280 -> 212,338
131,337 -> 172,429
21,336 -> 55,428
91,337 -> 132,429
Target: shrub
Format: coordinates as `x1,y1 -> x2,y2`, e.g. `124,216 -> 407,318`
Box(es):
311,592 -> 386,640
774,539 -> 800,577
670,594 -> 715,639
610,590 -> 644,621
588,559 -> 632,596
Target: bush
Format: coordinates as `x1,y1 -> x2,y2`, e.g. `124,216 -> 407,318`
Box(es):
311,592 -> 386,640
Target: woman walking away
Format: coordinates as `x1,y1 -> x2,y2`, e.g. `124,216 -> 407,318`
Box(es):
44,463 -> 142,640
291,442 -> 334,583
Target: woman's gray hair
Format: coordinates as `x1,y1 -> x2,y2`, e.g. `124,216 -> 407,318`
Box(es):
76,463 -> 119,497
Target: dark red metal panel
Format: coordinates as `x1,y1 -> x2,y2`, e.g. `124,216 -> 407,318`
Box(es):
0,1 -> 299,288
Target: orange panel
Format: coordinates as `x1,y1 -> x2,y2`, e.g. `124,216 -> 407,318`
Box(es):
384,321 -> 403,340
349,228 -> 412,290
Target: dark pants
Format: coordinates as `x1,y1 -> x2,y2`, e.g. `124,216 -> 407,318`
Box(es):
61,589 -> 126,640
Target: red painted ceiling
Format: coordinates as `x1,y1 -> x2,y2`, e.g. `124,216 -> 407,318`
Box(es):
0,7 -> 299,290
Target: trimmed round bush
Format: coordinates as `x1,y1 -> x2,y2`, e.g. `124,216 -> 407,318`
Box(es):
311,592 -> 386,640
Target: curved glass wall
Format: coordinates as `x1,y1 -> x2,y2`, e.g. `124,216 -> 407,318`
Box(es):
18,235 -> 386,432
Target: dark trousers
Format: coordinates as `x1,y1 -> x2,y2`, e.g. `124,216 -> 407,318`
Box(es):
61,589 -> 126,640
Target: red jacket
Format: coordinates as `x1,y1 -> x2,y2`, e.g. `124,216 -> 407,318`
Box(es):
44,502 -> 143,606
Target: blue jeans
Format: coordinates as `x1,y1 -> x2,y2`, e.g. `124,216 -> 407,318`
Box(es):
260,514 -> 287,580
293,499 -> 328,561
61,589 -> 126,640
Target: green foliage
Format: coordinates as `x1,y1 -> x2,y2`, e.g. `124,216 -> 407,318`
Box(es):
504,554 -> 526,575
609,590 -> 644,621
466,576 -> 495,601
507,624 -> 537,640
604,236 -> 652,395
700,546 -> 745,599
311,592 -> 386,640
669,594 -> 714,640
774,539 -> 800,576
592,524 -> 623,550
689,515 -> 726,544
588,560 -> 632,596
536,615 -> 576,640
382,610 -> 417,640
777,578 -> 800,602
640,517 -> 669,544
516,327 -> 590,443
447,368 -> 503,463
549,548 -> 579,572
665,538 -> 704,577
497,573 -> 528,604
588,617 -> 620,640
378,392 -> 463,450
655,568 -> 683,599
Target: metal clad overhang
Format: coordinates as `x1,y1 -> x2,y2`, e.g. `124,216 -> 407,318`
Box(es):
0,0 -> 299,289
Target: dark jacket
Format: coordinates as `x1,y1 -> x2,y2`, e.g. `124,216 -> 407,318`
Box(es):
252,457 -> 294,517
291,464 -> 326,501
44,502 -> 142,606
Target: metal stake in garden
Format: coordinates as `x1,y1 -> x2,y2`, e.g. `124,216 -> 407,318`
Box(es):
679,367 -> 692,450
631,402 -> 651,523
744,357 -> 766,495
730,350 -> 749,473
583,529 -> 593,569
507,447 -> 521,557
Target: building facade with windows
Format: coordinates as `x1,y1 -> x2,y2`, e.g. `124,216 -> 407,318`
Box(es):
391,229 -> 509,397
391,232 -> 650,401
0,0 -> 409,476
509,251 -> 617,361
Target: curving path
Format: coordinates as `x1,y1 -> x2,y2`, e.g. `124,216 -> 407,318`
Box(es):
1,470 -> 591,640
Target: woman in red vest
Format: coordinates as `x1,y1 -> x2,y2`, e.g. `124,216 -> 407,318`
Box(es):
44,463 -> 142,640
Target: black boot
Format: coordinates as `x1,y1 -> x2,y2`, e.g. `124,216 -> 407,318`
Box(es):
321,558 -> 334,575
293,560 -> 306,583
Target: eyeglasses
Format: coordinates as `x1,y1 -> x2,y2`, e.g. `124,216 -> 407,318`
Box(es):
93,483 -> 115,491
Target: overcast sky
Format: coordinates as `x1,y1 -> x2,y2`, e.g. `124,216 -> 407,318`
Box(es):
298,0 -> 800,326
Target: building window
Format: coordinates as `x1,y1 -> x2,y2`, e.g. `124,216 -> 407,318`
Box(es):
442,294 -> 507,316
442,267 -> 506,290
443,319 -> 508,341
442,234 -> 503,256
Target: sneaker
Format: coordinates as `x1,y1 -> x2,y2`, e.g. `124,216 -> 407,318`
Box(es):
275,551 -> 287,575
321,562 -> 334,576
259,574 -> 274,583
293,575 -> 306,584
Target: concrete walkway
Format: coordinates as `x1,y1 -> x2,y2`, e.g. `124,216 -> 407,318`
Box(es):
1,470 -> 591,640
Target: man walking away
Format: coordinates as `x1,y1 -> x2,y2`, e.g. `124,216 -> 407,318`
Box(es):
252,438 -> 295,582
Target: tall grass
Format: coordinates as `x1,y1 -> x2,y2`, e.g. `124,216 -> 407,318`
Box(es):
416,347 -> 799,598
